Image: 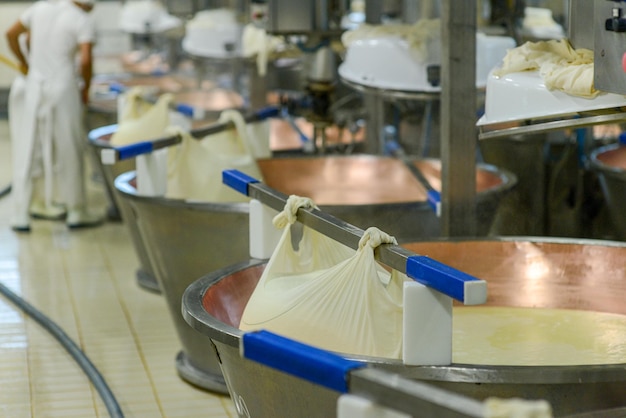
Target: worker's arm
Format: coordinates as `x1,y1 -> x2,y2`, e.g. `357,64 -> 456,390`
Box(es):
5,20 -> 29,74
78,41 -> 93,105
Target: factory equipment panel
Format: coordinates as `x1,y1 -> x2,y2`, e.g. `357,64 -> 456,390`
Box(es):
595,0 -> 626,94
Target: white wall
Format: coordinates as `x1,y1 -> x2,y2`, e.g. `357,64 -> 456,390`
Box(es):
92,1 -> 132,57
91,1 -> 133,74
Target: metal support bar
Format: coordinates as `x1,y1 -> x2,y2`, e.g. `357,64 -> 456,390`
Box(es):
241,330 -> 487,418
440,0 -> 477,236
478,111 -> 626,141
402,159 -> 441,215
349,368 -> 484,418
223,170 -> 487,305
100,106 -> 279,164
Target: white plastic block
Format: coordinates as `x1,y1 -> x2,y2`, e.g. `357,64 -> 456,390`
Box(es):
464,279 -> 488,306
136,148 -> 168,197
193,107 -> 206,121
337,394 -> 411,418
249,199 -> 282,259
101,149 -> 117,165
402,281 -> 453,366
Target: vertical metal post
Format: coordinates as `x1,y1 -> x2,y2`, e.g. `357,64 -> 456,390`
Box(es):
364,93 -> 386,155
440,0 -> 477,236
568,0 -> 594,49
247,63 -> 268,110
402,0 -> 420,23
365,0 -> 384,23
315,0 -> 329,30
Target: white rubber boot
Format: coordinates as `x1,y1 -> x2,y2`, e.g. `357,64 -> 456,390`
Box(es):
66,208 -> 103,229
29,177 -> 67,220
11,212 -> 31,233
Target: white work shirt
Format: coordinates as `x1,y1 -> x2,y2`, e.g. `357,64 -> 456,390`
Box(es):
20,0 -> 96,80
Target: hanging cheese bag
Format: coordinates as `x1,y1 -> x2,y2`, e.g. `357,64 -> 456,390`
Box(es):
109,87 -> 174,146
165,109 -> 266,202
239,195 -> 410,358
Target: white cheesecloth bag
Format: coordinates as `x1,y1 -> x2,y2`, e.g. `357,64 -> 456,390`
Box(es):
109,88 -> 174,146
492,39 -> 597,98
165,109 -> 267,202
239,195 -> 409,358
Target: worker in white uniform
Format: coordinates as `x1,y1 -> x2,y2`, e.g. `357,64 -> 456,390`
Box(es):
5,0 -> 102,232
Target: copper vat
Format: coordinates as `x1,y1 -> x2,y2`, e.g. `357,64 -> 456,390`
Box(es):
183,238 -> 626,417
259,156 -> 516,241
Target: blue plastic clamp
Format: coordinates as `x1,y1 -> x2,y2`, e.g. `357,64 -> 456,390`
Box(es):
242,330 -> 364,393
406,255 -> 481,302
108,83 -> 126,94
426,189 -> 441,215
175,103 -> 195,118
222,170 -> 259,196
254,106 -> 280,120
117,141 -> 154,160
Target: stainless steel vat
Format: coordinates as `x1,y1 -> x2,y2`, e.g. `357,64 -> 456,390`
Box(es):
87,84 -> 244,288
479,132 -> 593,238
183,239 -> 626,417
88,125 -> 160,293
590,143 -> 626,241
115,171 -> 249,394
112,156 -> 514,393
479,134 -> 549,236
86,76 -> 237,219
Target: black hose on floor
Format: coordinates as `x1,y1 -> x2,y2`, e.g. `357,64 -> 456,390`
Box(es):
0,183 -> 11,199
0,280 -> 125,418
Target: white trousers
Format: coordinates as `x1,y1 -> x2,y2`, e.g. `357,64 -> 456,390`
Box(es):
10,72 -> 87,222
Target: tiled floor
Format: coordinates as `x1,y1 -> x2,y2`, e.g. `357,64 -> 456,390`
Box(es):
0,119 -> 236,417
